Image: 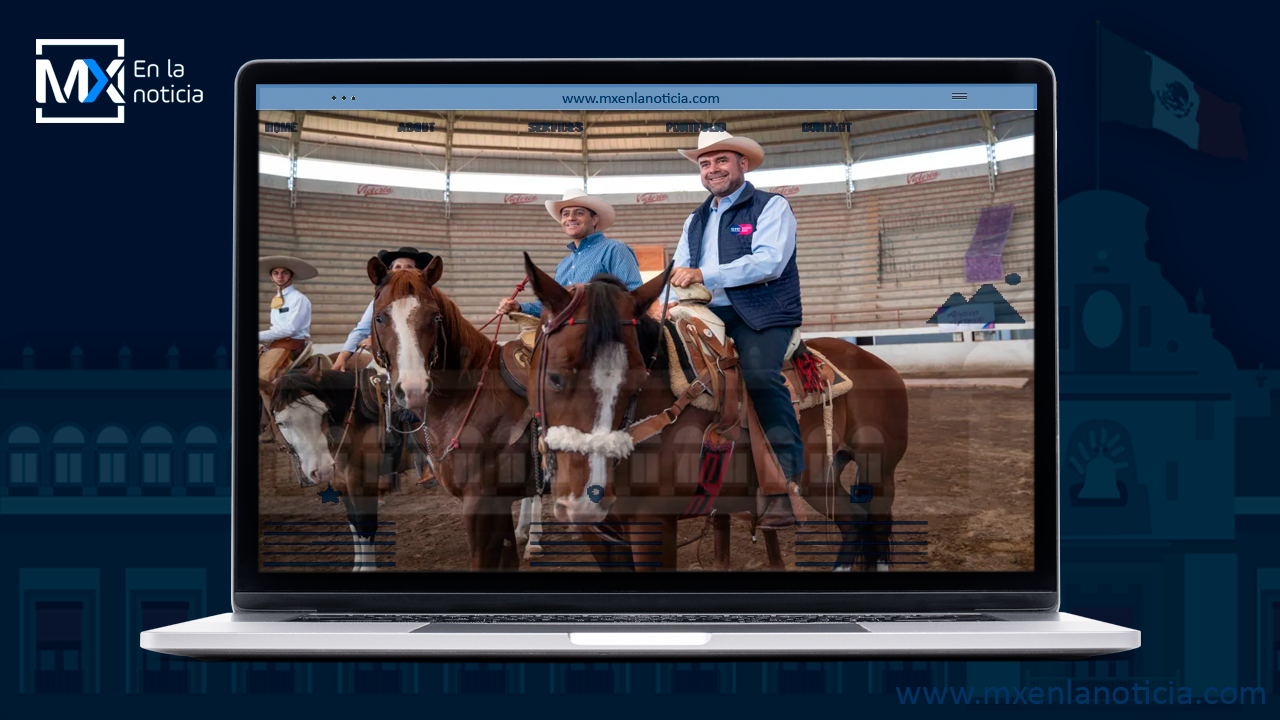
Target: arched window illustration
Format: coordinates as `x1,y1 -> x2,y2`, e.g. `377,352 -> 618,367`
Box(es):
140,426 -> 173,491
96,426 -> 129,489
184,426 -> 218,489
7,425 -> 41,488
51,426 -> 85,489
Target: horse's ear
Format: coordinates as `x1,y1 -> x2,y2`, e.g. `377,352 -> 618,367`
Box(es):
422,256 -> 443,287
367,256 -> 389,286
524,251 -> 572,315
630,260 -> 674,316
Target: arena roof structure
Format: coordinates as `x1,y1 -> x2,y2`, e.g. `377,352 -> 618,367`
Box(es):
258,109 -> 1034,181
256,106 -> 1039,366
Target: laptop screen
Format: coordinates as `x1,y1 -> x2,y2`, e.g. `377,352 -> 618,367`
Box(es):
252,82 -> 1038,574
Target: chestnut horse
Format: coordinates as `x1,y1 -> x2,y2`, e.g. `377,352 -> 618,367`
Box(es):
267,368 -> 387,571
524,256 -> 909,571
367,255 -> 538,570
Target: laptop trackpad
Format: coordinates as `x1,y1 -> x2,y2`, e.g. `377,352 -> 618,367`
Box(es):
569,632 -> 711,646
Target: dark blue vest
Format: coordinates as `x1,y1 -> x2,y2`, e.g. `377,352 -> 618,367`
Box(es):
685,182 -> 802,331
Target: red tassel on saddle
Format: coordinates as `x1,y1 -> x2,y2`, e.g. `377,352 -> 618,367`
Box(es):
794,351 -> 826,395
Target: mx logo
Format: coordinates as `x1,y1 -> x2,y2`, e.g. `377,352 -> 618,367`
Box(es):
36,39 -> 126,123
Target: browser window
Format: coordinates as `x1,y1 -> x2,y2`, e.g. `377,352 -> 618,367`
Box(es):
254,84 -> 1037,573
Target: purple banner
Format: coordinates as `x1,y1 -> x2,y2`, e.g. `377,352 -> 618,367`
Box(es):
964,203 -> 1015,283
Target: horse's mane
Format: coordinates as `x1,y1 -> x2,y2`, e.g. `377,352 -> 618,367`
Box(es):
581,274 -> 665,371
271,370 -> 356,418
377,271 -> 492,373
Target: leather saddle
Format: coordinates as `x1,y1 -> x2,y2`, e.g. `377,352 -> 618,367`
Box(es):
352,357 -> 385,423
498,312 -> 541,398
667,285 -> 838,414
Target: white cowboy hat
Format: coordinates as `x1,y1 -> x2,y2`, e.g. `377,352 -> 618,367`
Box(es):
259,255 -> 319,281
677,130 -> 765,171
545,188 -> 615,232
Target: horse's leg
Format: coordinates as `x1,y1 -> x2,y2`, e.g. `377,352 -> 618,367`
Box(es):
515,497 -> 533,547
712,512 -> 731,570
340,468 -> 381,573
523,495 -> 543,561
868,462 -> 898,573
583,519 -> 635,571
499,501 -> 520,570
515,495 -> 545,557
630,515 -> 676,571
842,448 -> 898,572
761,529 -> 785,571
829,449 -> 861,572
463,493 -> 517,570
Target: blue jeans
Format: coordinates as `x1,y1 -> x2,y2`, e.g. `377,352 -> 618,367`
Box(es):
711,305 -> 805,480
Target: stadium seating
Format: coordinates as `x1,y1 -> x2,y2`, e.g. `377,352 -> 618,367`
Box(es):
259,167 -> 1035,344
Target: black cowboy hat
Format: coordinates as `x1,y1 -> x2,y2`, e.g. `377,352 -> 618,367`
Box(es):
377,246 -> 435,269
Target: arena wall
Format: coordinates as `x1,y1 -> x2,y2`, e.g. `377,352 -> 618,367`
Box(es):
259,158 -> 1035,372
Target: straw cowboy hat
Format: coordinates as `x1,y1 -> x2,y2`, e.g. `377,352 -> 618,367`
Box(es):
677,130 -> 765,171
259,255 -> 319,281
545,188 -> 615,232
377,246 -> 435,270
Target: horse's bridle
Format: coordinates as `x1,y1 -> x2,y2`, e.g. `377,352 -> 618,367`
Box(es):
532,285 -> 647,464
369,278 -> 445,440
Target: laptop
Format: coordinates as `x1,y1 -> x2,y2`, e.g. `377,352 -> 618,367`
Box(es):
141,58 -> 1139,659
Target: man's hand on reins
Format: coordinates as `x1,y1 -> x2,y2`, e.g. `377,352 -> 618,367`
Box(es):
496,298 -> 521,315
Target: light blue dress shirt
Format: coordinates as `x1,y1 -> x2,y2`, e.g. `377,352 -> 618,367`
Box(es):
519,231 -> 643,317
341,300 -> 375,354
669,183 -> 798,307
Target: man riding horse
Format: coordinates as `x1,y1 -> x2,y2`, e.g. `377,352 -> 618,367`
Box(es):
496,188 -> 643,318
667,130 -> 804,529
259,255 -> 318,442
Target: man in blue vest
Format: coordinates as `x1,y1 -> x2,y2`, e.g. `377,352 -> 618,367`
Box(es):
668,131 -> 803,529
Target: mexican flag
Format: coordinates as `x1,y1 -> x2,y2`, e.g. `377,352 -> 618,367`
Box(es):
1100,27 -> 1247,159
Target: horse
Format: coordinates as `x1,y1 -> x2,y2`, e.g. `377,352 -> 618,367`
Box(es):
265,367 -> 387,571
366,255 -> 541,570
523,255 -> 910,571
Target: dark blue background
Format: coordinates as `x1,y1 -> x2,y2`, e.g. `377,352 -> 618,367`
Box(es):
12,6 -> 1277,371
8,2 -> 1277,717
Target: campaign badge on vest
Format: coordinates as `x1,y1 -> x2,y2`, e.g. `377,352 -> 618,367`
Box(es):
730,223 -> 754,235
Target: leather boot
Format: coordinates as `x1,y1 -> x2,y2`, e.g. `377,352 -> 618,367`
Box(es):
759,497 -> 795,530
759,477 -> 801,530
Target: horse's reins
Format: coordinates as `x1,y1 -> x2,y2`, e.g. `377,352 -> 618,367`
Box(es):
372,274 -> 530,463
329,346 -> 371,462
441,275 -> 529,455
617,264 -> 676,435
